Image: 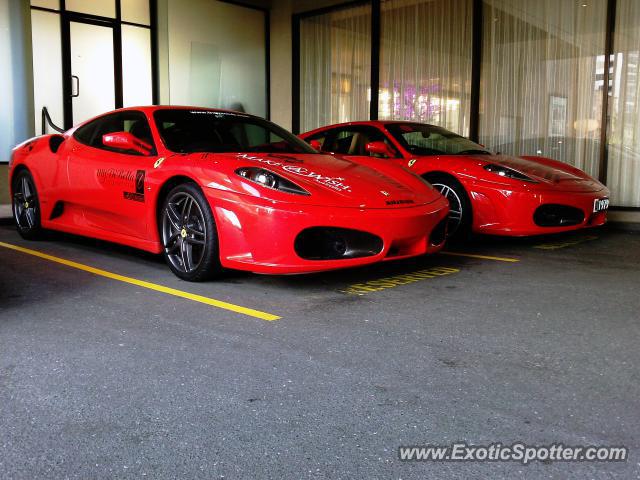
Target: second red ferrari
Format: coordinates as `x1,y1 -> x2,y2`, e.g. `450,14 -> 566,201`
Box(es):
301,121 -> 610,238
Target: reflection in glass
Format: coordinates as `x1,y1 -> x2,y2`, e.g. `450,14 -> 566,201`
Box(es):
379,0 -> 472,135
607,0 -> 640,207
166,0 -> 267,118
479,0 -> 606,179
299,4 -> 372,132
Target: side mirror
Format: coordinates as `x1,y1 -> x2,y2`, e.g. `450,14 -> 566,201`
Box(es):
365,141 -> 395,158
309,139 -> 322,151
102,131 -> 152,155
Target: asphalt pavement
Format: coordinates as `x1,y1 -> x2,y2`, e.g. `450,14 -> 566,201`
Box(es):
0,223 -> 638,479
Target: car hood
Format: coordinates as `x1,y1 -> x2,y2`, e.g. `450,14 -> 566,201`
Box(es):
470,153 -> 604,192
211,152 -> 443,208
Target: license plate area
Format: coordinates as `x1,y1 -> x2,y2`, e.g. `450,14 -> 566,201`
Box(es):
593,198 -> 609,213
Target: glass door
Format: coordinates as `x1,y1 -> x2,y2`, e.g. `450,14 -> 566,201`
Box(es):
69,21 -> 116,124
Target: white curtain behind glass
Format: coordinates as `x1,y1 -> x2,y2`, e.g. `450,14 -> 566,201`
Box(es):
480,0 -> 606,179
299,4 -> 371,133
379,0 -> 472,135
607,0 -> 640,207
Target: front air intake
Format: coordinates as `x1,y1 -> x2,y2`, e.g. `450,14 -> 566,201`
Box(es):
533,204 -> 584,227
294,227 -> 383,260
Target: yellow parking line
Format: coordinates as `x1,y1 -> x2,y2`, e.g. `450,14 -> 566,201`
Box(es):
441,251 -> 520,263
0,241 -> 280,321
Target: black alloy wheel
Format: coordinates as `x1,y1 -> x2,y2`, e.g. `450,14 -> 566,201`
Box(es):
12,170 -> 43,240
161,183 -> 221,281
427,175 -> 472,241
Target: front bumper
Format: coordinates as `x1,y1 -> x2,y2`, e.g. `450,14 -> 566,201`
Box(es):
468,182 -> 609,236
205,189 -> 450,274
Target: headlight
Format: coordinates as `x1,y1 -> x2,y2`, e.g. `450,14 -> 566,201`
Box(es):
483,164 -> 537,183
236,167 -> 310,195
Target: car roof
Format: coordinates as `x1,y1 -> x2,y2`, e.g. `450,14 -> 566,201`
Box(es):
301,119 -> 437,135
70,105 -> 262,132
110,105 -> 255,116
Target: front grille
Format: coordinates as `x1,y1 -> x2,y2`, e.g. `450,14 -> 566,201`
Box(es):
533,204 -> 585,227
294,227 -> 383,260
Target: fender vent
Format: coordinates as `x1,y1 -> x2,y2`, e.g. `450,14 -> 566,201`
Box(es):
49,135 -> 65,153
49,201 -> 64,220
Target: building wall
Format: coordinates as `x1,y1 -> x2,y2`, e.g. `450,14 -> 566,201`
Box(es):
0,0 -> 34,164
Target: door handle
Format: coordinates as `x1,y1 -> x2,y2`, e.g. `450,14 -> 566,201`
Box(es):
71,75 -> 80,98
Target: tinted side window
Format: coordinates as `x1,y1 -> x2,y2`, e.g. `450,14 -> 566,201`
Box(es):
325,126 -> 398,157
304,131 -> 329,149
75,111 -> 156,155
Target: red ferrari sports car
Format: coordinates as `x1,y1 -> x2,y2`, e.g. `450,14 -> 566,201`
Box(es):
9,107 -> 449,280
301,121 -> 610,238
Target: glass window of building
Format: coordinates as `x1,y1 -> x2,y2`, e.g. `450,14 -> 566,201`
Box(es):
379,0 -> 472,135
166,0 -> 267,118
607,0 -> 640,207
299,4 -> 372,133
479,0 -> 607,179
29,0 -> 154,131
65,0 -> 116,18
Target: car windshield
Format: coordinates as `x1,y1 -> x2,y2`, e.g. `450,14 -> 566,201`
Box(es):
153,109 -> 317,154
386,123 -> 491,156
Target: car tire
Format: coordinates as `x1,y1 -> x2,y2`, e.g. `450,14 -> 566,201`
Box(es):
12,169 -> 44,240
425,174 -> 472,241
160,182 -> 221,281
